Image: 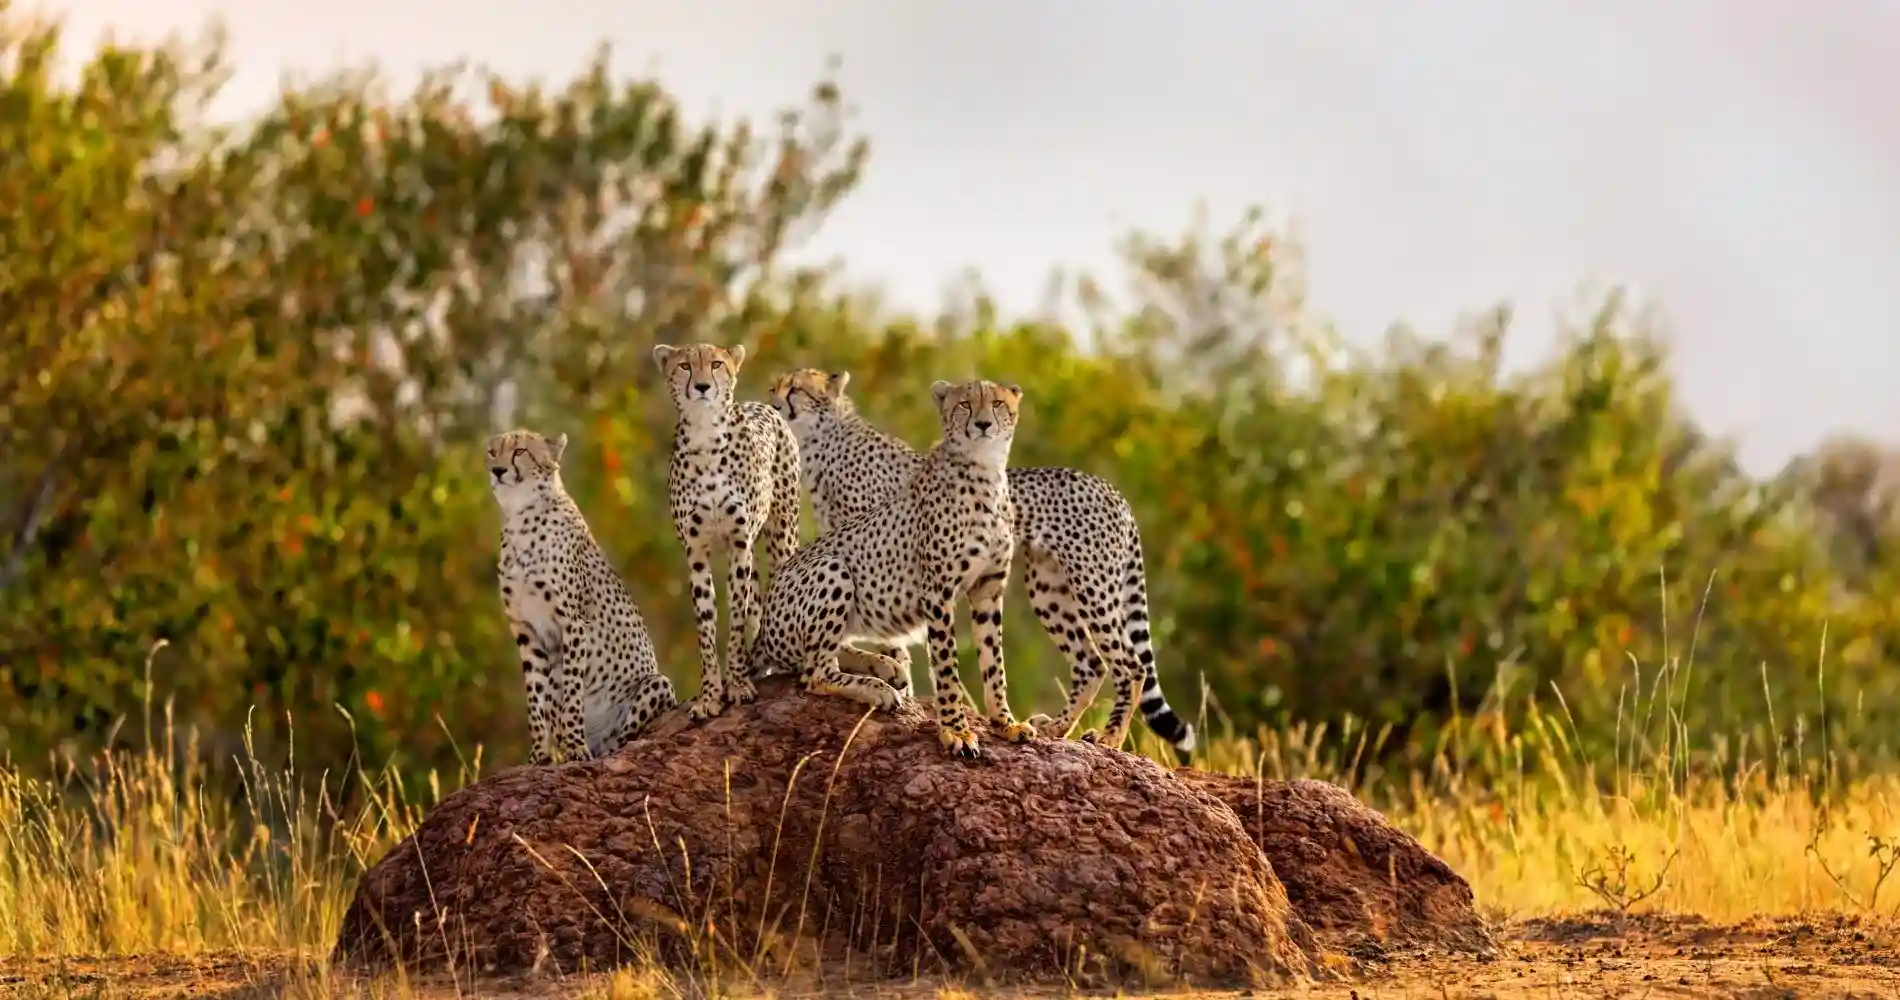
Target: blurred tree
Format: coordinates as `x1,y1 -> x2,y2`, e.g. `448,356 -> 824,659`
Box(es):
3,7 -> 1894,780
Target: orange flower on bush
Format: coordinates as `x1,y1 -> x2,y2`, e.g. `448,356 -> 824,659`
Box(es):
366,690 -> 386,717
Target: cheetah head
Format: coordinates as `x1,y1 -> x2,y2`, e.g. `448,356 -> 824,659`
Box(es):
484,428 -> 567,507
654,342 -> 744,415
931,378 -> 1021,467
768,368 -> 852,441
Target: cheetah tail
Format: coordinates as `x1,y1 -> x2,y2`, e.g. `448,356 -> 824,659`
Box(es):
772,427 -> 804,546
1124,526 -> 1196,764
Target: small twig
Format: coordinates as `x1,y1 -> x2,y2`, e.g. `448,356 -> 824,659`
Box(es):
1574,844 -> 1679,925
1805,828 -> 1900,914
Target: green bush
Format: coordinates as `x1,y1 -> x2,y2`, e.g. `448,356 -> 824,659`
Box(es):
5,12 -> 1897,779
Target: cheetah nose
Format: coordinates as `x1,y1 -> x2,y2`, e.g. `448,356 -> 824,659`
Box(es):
974,419 -> 993,433
490,466 -> 505,479
693,382 -> 712,394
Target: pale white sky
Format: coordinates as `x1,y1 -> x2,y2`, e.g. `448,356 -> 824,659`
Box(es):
50,1 -> 1900,475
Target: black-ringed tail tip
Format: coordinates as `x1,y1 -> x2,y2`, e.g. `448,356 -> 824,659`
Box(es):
1144,701 -> 1197,765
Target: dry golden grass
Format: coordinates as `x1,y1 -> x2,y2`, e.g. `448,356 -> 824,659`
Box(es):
5,652 -> 1899,998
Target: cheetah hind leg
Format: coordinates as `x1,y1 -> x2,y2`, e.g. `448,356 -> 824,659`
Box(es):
837,646 -> 910,696
595,674 -> 679,757
844,644 -> 978,727
1020,559 -> 1108,741
1078,605 -> 1143,751
808,650 -> 904,711
844,640 -> 913,698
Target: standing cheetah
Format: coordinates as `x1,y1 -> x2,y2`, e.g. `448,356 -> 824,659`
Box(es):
768,368 -> 1197,762
655,342 -> 803,722
749,378 -> 1035,760
486,429 -> 677,764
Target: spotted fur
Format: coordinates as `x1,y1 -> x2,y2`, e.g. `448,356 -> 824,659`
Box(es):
655,342 -> 803,723
748,378 -> 1033,760
768,368 -> 1197,761
487,428 -> 676,764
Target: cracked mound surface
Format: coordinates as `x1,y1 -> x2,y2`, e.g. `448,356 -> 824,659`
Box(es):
1176,772 -> 1494,955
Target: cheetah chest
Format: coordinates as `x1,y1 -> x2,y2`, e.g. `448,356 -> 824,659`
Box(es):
498,531 -> 567,630
932,497 -> 1015,591
674,453 -> 767,540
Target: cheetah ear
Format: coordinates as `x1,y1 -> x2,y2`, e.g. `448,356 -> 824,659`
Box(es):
1001,383 -> 1023,402
827,371 -> 851,398
549,433 -> 568,463
652,344 -> 677,371
931,380 -> 954,408
727,344 -> 746,370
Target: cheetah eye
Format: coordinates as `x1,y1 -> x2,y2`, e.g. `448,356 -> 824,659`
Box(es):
512,448 -> 528,461
955,402 -> 970,413
710,360 -> 725,371
676,362 -> 690,372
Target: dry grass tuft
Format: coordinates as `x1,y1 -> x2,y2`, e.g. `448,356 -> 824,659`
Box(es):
4,647 -> 1897,997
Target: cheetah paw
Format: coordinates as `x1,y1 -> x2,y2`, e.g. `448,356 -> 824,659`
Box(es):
989,718 -> 1035,744
725,675 -> 758,707
868,682 -> 904,711
1079,728 -> 1102,744
938,727 -> 982,760
686,692 -> 728,723
1024,712 -> 1063,738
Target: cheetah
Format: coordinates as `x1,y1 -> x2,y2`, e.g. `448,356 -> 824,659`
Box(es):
768,368 -> 1197,762
748,378 -> 1035,760
654,342 -> 803,722
486,428 -> 677,764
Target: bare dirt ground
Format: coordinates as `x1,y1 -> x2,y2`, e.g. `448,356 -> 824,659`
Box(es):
6,913 -> 1898,1000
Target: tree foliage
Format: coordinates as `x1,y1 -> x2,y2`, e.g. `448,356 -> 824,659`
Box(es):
5,12 -> 1897,775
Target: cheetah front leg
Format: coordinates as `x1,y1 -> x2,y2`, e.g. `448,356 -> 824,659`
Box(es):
722,532 -> 762,709
511,619 -> 557,767
969,569 -> 1033,744
552,619 -> 597,762
925,591 -> 982,759
684,539 -> 729,722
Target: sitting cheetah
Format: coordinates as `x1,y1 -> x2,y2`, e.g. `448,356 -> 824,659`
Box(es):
748,378 -> 1035,760
768,368 -> 1197,761
654,342 -> 803,722
486,429 -> 677,764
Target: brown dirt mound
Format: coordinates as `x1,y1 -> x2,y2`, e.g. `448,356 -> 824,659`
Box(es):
1177,772 -> 1495,955
332,678 -> 1317,988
